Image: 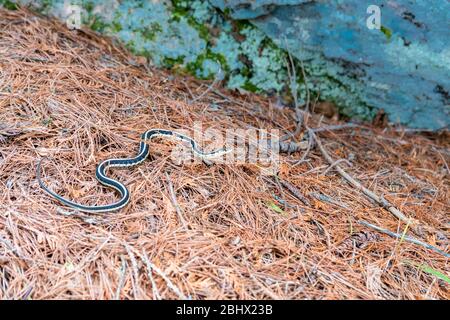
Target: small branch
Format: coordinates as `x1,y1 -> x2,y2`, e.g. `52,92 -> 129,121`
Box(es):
293,131 -> 315,166
358,220 -> 450,258
432,147 -> 450,175
279,140 -> 308,153
165,172 -> 188,229
322,158 -> 352,176
191,66 -> 222,103
191,78 -> 218,103
311,123 -> 359,133
298,57 -> 310,115
182,81 -> 195,101
143,258 -> 188,300
310,130 -> 418,229
142,250 -> 162,300
114,255 -> 128,300
124,243 -> 141,299
310,192 -> 349,209
294,123 -> 357,166
278,178 -> 310,206
281,37 -> 309,140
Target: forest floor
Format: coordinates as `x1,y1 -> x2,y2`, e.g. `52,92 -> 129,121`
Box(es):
0,8 -> 448,299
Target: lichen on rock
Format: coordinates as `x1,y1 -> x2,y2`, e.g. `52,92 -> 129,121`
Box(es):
4,0 -> 449,129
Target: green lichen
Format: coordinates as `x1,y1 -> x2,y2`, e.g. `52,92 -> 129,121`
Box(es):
186,49 -> 227,79
162,56 -> 185,69
141,23 -> 162,41
0,0 -> 18,10
171,0 -> 211,40
380,25 -> 392,40
242,81 -> 259,93
89,16 -> 107,32
109,21 -> 122,33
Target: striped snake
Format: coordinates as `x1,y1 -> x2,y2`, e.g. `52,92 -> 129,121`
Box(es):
37,129 -> 229,213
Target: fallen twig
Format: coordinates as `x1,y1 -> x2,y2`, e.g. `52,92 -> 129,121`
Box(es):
358,220 -> 450,258
114,255 -> 128,300
142,250 -> 162,300
309,129 -> 418,230
311,123 -> 359,133
143,255 -> 188,300
284,42 -> 304,138
310,192 -> 349,209
278,140 -> 309,153
278,178 -> 310,207
292,129 -> 315,166
165,172 -> 188,229
322,158 -> 352,176
191,66 -> 222,103
124,242 -> 141,299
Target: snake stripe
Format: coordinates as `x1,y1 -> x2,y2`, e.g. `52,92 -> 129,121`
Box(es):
37,129 -> 229,213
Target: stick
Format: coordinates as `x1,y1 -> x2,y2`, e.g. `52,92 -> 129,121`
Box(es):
143,259 -> 188,300
278,140 -> 309,153
293,130 -> 314,166
281,38 -> 308,140
310,130 -> 417,228
114,255 -> 128,300
124,243 -> 141,299
142,250 -> 162,300
165,172 -> 188,229
311,123 -> 359,133
358,220 -> 450,258
322,158 -> 352,175
191,66 -> 222,103
278,178 -> 310,206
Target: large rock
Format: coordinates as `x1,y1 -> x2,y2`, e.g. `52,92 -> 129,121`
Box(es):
209,0 -> 310,19
4,0 -> 448,129
211,0 -> 450,129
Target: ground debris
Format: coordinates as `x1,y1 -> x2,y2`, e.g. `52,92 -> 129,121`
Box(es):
0,8 -> 448,300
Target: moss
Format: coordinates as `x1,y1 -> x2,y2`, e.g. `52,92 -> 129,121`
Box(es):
40,0 -> 53,12
380,25 -> 392,40
163,56 -> 185,69
123,39 -> 136,54
90,16 -> 108,32
242,81 -> 259,93
170,1 -> 210,41
232,19 -> 251,32
185,49 -> 228,79
141,23 -> 162,41
82,1 -> 94,13
170,7 -> 188,22
190,19 -> 210,40
207,51 -> 228,72
110,21 -> 122,33
0,0 -> 19,10
222,7 -> 232,19
240,66 -> 251,77
235,26 -> 288,92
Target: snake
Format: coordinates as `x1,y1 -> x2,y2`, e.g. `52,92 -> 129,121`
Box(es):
37,129 -> 229,213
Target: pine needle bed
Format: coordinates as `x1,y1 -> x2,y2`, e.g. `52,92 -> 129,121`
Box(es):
0,8 -> 448,299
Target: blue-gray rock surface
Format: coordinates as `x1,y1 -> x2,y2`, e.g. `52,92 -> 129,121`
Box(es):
2,0 -> 449,129
211,0 -> 450,129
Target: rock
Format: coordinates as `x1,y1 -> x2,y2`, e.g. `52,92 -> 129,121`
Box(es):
210,0 -> 450,130
5,0 -> 448,129
209,0 -> 310,19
